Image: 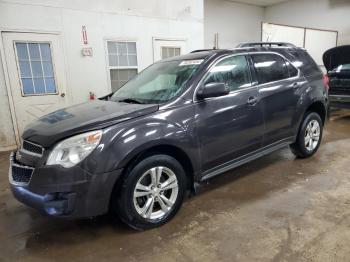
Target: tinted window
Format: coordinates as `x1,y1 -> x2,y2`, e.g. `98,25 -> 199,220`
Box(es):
252,54 -> 289,84
286,61 -> 298,77
203,55 -> 251,92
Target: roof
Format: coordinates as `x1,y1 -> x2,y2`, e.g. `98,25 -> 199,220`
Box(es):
160,42 -> 302,63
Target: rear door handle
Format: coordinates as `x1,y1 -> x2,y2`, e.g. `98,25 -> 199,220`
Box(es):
247,96 -> 258,106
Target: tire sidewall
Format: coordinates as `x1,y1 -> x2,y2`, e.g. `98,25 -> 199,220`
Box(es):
116,155 -> 187,230
297,112 -> 323,157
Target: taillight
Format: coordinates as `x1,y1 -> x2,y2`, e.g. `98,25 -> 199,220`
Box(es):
323,74 -> 330,91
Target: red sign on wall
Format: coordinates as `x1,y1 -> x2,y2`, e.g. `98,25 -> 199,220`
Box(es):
82,26 -> 88,45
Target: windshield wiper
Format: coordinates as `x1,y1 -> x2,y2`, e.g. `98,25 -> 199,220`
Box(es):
117,98 -> 144,104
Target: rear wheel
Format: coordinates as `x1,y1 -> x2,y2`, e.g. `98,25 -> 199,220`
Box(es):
112,154 -> 187,230
290,112 -> 323,158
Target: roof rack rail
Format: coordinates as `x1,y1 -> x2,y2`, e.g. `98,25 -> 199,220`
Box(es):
190,49 -> 217,53
236,42 -> 296,48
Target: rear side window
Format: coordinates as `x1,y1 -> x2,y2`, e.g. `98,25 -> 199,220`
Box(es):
203,55 -> 252,92
251,54 -> 289,84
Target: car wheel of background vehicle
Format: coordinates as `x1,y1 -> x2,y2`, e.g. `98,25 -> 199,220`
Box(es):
290,112 -> 323,158
112,154 -> 187,230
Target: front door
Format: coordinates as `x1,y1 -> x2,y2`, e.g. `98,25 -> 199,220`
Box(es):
195,55 -> 264,173
2,32 -> 68,140
153,39 -> 186,62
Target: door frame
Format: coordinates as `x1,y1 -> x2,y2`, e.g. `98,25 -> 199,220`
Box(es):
0,28 -> 65,148
152,37 -> 187,62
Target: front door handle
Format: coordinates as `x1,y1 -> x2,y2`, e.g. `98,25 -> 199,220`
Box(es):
292,82 -> 300,89
247,96 -> 258,106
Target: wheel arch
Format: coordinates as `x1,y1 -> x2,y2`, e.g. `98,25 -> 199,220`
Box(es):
117,143 -> 196,192
306,101 -> 327,124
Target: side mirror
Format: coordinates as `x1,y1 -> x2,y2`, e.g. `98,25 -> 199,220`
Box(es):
197,82 -> 230,100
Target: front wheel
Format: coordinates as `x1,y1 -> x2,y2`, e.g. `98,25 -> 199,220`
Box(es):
290,112 -> 323,158
112,155 -> 187,230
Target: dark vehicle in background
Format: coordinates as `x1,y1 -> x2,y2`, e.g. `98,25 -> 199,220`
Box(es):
9,42 -> 328,230
323,45 -> 350,109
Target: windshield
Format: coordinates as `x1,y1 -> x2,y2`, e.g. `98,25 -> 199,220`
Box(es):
110,60 -> 203,104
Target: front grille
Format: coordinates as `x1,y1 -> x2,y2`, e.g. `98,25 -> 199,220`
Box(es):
11,163 -> 34,184
22,140 -> 43,156
329,78 -> 350,96
329,87 -> 350,96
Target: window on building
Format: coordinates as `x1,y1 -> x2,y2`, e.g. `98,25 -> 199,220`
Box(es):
15,42 -> 57,95
107,41 -> 138,92
161,47 -> 181,60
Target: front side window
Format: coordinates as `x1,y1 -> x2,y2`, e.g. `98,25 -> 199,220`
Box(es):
251,54 -> 289,84
110,59 -> 202,104
203,55 -> 252,92
107,41 -> 138,92
15,42 -> 57,95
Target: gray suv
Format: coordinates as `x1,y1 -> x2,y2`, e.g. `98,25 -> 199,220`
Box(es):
9,42 -> 328,230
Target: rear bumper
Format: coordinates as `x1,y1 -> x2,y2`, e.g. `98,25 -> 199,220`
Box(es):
9,152 -> 123,218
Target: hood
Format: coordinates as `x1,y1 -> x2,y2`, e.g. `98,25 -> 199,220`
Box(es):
323,45 -> 350,72
22,100 -> 159,147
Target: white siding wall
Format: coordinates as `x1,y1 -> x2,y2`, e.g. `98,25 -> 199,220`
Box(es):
265,0 -> 350,45
0,52 -> 17,149
0,0 -> 204,150
204,0 -> 264,49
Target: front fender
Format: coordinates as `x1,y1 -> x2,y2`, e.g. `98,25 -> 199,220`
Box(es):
87,106 -> 199,174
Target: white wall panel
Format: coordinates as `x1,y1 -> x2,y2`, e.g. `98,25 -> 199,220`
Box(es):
305,29 -> 338,66
262,23 -> 305,47
204,0 -> 264,49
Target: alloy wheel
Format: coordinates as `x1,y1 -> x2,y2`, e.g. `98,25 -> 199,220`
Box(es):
133,166 -> 179,220
304,120 -> 321,151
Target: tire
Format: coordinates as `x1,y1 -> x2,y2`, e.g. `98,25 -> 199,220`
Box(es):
112,154 -> 187,230
290,112 -> 323,158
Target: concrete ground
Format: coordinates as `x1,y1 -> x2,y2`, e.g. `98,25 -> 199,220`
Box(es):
1,110 -> 350,262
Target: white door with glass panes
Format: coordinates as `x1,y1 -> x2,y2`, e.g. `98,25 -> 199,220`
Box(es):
153,39 -> 186,62
2,32 -> 68,138
107,41 -> 138,92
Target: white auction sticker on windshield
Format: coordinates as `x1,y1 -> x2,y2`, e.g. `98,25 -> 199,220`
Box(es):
179,60 -> 204,66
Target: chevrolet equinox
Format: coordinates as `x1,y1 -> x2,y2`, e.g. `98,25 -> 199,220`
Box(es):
9,42 -> 328,230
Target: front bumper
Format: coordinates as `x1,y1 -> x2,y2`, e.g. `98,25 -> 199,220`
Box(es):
329,95 -> 350,109
9,152 -> 123,218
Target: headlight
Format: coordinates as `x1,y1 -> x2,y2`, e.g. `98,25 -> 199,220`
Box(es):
46,130 -> 102,168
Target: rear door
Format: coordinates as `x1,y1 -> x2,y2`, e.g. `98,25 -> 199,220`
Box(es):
250,53 -> 301,146
195,54 -> 264,173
